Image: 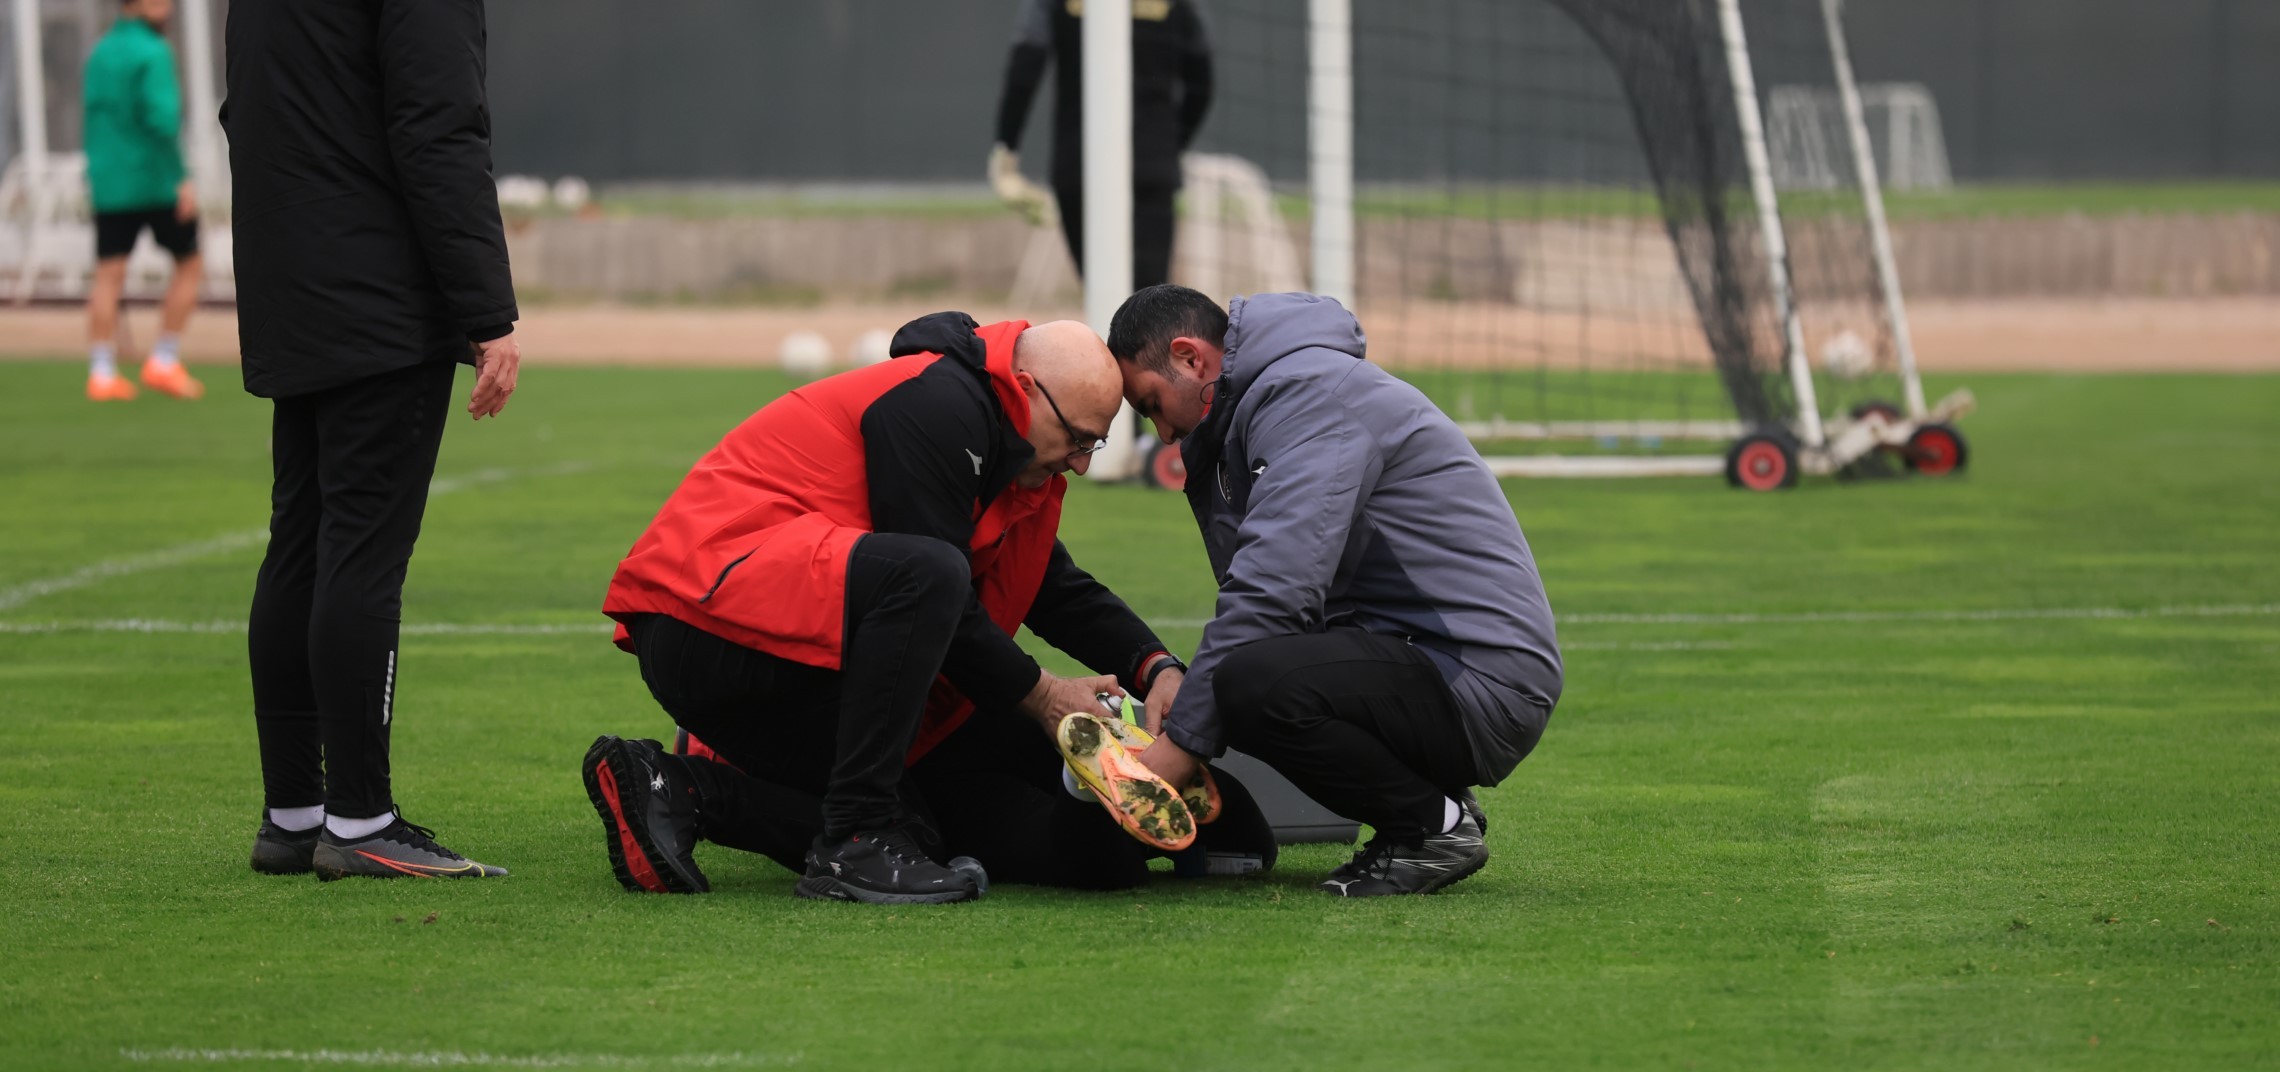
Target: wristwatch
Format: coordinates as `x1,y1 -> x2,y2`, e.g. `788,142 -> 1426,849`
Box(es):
1140,653 -> 1186,697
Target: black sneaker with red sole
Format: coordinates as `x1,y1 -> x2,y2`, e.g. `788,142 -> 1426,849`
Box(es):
582,735 -> 709,894
311,816 -> 507,880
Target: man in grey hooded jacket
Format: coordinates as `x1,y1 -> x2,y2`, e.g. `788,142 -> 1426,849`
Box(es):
1107,285 -> 1561,896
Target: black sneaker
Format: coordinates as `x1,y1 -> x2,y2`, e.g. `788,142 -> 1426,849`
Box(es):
1319,811 -> 1488,897
250,815 -> 321,875
311,816 -> 507,880
795,826 -> 981,905
581,735 -> 709,894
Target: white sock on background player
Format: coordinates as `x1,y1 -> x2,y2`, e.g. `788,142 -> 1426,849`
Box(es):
268,805 -> 324,832
150,334 -> 182,370
90,342 -> 118,379
326,812 -> 394,840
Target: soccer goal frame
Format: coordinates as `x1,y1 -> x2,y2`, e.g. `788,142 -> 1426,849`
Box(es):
1081,0 -> 1967,486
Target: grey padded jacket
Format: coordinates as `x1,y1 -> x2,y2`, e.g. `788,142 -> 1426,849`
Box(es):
1170,293 -> 1562,786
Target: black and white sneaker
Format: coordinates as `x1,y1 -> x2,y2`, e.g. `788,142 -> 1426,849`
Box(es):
581,735 -> 709,894
795,826 -> 982,905
312,816 -> 507,880
249,815 -> 321,875
1319,811 -> 1488,897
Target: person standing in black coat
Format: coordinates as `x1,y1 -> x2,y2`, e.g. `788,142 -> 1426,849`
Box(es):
224,0 -> 521,880
990,0 -> 1214,290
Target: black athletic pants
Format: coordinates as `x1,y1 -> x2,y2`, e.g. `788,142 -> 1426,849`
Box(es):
1215,630 -> 1478,840
248,359 -> 456,820
626,568 -> 1276,890
1053,178 -> 1178,290
630,533 -> 968,842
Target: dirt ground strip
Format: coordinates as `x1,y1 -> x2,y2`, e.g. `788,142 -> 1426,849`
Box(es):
0,298 -> 2272,372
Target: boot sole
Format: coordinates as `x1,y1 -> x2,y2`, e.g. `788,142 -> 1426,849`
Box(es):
582,736 -> 707,894
1057,714 -> 1197,851
792,874 -> 979,905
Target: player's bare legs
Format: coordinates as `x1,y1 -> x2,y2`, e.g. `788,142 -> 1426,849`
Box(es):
141,252 -> 206,399
85,258 -> 136,401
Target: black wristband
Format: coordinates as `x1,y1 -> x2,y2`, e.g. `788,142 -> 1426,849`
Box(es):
1141,655 -> 1186,696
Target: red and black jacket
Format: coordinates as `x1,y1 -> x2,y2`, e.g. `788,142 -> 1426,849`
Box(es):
604,312 -> 1167,760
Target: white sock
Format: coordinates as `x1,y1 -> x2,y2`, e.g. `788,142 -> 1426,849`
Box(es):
268,805 -> 325,832
1441,796 -> 1462,833
90,342 -> 118,379
150,335 -> 182,369
326,811 -> 396,840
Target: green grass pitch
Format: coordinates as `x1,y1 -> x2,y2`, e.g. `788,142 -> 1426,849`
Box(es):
1,359 -> 2274,1070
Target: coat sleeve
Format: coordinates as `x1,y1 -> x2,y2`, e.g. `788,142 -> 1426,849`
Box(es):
993,0 -> 1054,150
136,44 -> 183,146
376,0 -> 518,337
1175,2 -> 1214,150
1164,374 -> 1382,758
1023,540 -> 1170,693
860,376 -> 1042,712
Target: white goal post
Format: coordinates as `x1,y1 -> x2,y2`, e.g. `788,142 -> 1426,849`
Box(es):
1081,0 -> 1942,482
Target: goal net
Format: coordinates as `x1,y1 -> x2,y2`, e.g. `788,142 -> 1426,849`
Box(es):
1178,0 -> 1924,475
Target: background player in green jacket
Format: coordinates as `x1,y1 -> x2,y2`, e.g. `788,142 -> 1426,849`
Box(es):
81,0 -> 205,402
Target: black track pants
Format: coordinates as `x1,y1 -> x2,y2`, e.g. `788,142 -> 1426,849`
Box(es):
1214,630 -> 1478,840
248,359 -> 455,820
1053,178 -> 1178,290
629,533 -> 968,840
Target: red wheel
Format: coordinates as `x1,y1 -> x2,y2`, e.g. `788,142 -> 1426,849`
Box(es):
1903,422 -> 1969,477
1723,433 -> 1798,491
1144,441 -> 1188,491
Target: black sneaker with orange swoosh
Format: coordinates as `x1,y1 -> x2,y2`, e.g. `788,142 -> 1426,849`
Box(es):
312,816 -> 507,880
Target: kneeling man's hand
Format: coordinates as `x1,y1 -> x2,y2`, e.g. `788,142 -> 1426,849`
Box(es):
1018,670 -> 1124,738
1139,736 -> 1202,790
1140,668 -> 1182,736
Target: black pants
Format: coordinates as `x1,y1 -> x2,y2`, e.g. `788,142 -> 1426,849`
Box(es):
631,533 -> 968,841
628,581 -> 1276,890
248,359 -> 455,819
1216,631 -> 1478,840
1053,178 -> 1177,290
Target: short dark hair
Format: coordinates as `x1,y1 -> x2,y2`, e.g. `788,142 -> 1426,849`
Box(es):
1107,284 -> 1227,376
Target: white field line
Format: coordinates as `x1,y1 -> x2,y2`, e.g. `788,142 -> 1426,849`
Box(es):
1146,604 -> 2280,630
0,619 -> 611,636
121,1049 -> 797,1068
0,463 -> 589,613
6,603 -> 2276,638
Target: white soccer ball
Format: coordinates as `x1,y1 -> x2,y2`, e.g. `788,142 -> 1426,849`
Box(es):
1820,329 -> 1874,381
777,331 -> 834,378
551,176 -> 591,212
495,174 -> 550,210
847,328 -> 895,367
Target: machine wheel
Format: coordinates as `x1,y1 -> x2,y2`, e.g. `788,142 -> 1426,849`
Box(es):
1723,433 -> 1799,492
1142,440 -> 1188,491
1903,422 -> 1969,477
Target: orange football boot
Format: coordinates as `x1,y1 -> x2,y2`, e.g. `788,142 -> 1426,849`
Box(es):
88,371 -> 138,401
1057,712 -> 1197,851
139,359 -> 205,400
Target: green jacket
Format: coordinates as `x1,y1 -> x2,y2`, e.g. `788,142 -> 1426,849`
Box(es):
82,18 -> 186,213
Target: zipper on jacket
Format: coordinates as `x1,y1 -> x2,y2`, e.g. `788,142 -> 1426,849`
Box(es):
697,550 -> 758,604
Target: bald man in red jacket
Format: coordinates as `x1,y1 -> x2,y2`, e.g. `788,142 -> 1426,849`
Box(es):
583,314 -> 1267,904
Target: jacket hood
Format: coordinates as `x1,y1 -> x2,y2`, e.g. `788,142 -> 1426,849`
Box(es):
891,311 -> 1035,435
1221,293 -> 1368,394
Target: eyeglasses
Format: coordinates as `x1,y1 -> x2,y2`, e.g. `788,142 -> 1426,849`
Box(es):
1033,378 -> 1110,457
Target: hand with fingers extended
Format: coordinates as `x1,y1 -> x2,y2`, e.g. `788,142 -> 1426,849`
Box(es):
468,331 -> 521,419
1018,669 -> 1126,738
